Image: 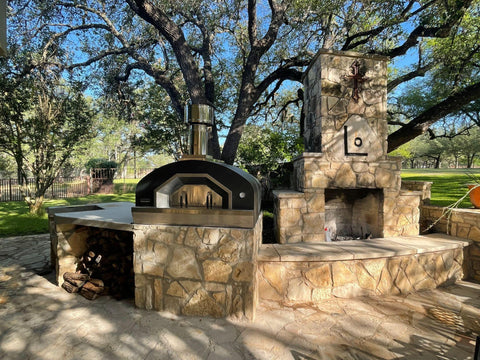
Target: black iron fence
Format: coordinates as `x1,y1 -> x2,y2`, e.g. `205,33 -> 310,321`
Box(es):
0,177 -> 89,202
0,167 -> 154,202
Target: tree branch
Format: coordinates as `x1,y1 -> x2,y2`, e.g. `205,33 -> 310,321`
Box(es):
57,2 -> 129,46
427,124 -> 475,139
41,23 -> 111,61
253,63 -> 306,103
115,61 -> 184,121
248,0 -> 257,46
126,0 -> 206,103
387,80 -> 480,152
65,48 -> 132,69
380,0 -> 473,58
387,62 -> 435,92
342,0 -> 437,51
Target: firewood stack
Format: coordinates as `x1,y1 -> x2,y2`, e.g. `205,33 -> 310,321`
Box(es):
61,229 -> 134,300
62,272 -> 104,300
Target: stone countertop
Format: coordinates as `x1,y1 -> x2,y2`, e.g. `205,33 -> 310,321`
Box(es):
48,202 -> 135,231
258,233 -> 472,262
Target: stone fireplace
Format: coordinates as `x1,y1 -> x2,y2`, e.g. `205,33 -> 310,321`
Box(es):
274,49 -> 423,243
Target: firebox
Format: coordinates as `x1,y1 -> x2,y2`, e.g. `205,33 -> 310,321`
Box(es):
131,104 -> 261,229
325,188 -> 384,240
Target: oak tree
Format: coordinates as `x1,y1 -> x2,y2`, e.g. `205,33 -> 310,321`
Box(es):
9,0 -> 480,163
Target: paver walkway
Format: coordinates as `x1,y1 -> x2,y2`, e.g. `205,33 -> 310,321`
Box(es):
1,234 -> 480,359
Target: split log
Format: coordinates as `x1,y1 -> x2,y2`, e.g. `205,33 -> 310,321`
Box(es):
63,272 -> 89,281
79,279 -> 104,300
63,272 -> 89,288
61,281 -> 79,293
88,278 -> 104,288
80,287 -> 98,300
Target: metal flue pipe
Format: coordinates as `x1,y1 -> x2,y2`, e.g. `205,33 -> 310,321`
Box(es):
186,104 -> 214,157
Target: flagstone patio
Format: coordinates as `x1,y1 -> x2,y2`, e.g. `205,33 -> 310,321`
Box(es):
1,233 -> 480,359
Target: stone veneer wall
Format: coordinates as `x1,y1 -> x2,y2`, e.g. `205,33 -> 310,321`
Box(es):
421,206 -> 480,282
258,248 -> 465,304
50,224 -> 91,286
50,216 -> 262,320
401,180 -> 432,203
303,49 -> 388,157
274,156 -> 425,243
133,215 -> 262,320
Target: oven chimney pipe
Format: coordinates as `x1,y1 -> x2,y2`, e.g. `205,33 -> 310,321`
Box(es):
186,104 -> 214,157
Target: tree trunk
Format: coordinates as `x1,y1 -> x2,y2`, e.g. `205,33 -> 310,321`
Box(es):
28,196 -> 44,215
467,154 -> 476,168
209,122 -> 221,159
221,116 -> 247,165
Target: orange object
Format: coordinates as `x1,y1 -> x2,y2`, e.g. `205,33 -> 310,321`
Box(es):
468,184 -> 480,208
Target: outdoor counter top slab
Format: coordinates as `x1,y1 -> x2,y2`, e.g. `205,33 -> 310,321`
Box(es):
258,233 -> 472,262
48,202 -> 135,231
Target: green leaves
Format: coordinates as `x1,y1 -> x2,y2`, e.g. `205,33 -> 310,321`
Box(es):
236,123 -> 302,171
0,50 -> 95,213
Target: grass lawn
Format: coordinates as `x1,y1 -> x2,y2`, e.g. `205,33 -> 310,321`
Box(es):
0,193 -> 135,238
114,178 -> 139,194
401,168 -> 480,208
0,178 -> 140,238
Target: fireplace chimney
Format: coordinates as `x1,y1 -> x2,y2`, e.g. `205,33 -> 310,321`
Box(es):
186,104 -> 214,157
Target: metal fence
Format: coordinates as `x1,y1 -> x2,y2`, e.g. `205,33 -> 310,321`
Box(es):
0,177 -> 89,202
0,167 -> 154,202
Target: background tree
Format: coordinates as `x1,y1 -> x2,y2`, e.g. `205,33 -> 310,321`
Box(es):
0,57 -> 94,213
387,1 -> 480,150
458,127 -> 480,168
67,90 -> 176,178
132,83 -> 189,160
388,141 -> 416,168
0,153 -> 15,178
442,135 -> 465,169
8,0 -> 480,164
391,125 -> 480,169
236,123 -> 302,172
236,121 -> 303,195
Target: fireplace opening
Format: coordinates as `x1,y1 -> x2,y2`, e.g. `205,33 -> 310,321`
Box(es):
325,188 -> 383,241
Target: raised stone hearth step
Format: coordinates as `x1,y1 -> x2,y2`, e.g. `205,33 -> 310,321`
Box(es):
258,233 -> 471,262
257,234 -> 471,304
